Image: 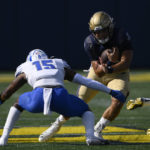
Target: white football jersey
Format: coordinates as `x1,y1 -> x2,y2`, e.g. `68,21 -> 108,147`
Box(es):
15,59 -> 70,89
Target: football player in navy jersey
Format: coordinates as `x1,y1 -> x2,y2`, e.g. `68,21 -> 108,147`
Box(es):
47,11 -> 133,141
78,11 -> 133,139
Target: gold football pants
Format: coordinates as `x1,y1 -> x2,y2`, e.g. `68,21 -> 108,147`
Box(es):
78,67 -> 129,103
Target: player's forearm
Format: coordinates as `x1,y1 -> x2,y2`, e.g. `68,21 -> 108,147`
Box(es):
111,50 -> 133,72
72,73 -> 111,94
1,74 -> 27,102
112,61 -> 130,72
64,68 -> 76,81
91,61 -> 105,77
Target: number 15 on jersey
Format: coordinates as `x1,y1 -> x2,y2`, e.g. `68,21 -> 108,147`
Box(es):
32,60 -> 56,71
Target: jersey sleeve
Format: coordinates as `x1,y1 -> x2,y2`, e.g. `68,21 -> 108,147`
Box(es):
15,62 -> 26,77
84,35 -> 101,61
54,59 -> 71,69
62,60 -> 71,69
118,28 -> 133,51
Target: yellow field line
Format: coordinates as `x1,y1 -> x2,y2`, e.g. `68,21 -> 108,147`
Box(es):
0,76 -> 14,82
0,126 -> 149,143
130,73 -> 150,82
0,126 -> 144,135
105,134 -> 150,143
7,135 -> 150,143
0,73 -> 150,82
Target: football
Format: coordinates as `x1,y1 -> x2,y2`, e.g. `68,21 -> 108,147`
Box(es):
100,49 -> 113,64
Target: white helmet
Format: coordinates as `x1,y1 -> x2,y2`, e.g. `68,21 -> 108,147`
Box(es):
26,49 -> 48,61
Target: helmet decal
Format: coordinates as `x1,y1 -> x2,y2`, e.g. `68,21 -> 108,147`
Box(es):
26,49 -> 48,62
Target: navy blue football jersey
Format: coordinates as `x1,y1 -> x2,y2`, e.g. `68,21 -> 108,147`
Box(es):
84,27 -> 133,61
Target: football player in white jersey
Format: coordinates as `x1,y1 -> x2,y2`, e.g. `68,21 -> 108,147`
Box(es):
0,49 -> 125,146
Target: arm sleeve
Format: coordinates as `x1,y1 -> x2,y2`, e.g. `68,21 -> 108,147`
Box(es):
15,62 -> 27,77
72,73 -> 111,94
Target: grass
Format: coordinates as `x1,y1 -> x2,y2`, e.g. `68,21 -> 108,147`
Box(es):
0,70 -> 150,149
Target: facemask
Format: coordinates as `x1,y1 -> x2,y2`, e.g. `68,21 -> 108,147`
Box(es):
98,37 -> 109,44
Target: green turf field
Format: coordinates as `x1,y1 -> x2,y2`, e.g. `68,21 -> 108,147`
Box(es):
0,70 -> 150,150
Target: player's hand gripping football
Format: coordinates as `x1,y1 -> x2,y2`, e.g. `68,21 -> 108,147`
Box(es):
99,47 -> 120,73
109,90 -> 126,103
106,47 -> 119,63
98,54 -> 108,73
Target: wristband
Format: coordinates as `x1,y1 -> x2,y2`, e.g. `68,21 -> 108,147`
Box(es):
107,65 -> 114,73
107,61 -> 116,66
107,61 -> 114,73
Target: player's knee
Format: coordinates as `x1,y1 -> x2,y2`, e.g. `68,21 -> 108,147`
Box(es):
111,98 -> 124,108
13,103 -> 24,112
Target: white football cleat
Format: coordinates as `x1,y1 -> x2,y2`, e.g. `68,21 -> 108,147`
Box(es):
94,122 -> 109,144
0,137 -> 8,146
94,131 -> 103,139
86,136 -> 107,146
94,131 -> 108,144
39,122 -> 61,142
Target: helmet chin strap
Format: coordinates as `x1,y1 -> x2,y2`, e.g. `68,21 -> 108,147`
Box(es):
98,37 -> 109,44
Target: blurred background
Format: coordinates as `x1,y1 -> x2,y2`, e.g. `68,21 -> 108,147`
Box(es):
0,0 -> 149,70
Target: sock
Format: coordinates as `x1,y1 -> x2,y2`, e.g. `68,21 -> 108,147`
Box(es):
1,106 -> 21,140
82,111 -> 95,138
55,115 -> 67,125
94,117 -> 110,132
